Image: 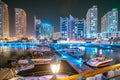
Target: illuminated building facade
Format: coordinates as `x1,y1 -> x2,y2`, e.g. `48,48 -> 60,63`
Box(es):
34,16 -> 41,40
86,5 -> 98,38
60,17 -> 69,40
0,1 -> 9,38
69,15 -> 74,39
101,8 -> 118,33
15,8 -> 26,39
60,15 -> 85,40
71,18 -> 85,40
40,23 -> 53,40
34,16 -> 53,40
101,8 -> 118,39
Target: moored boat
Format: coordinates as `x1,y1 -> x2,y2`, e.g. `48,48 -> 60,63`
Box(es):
86,57 -> 113,67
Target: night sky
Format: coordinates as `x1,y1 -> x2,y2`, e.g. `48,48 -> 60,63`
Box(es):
2,0 -> 120,37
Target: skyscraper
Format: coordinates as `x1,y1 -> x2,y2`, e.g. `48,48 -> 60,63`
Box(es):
72,19 -> 86,39
41,23 -> 53,40
69,15 -> 74,39
34,16 -> 41,40
101,8 -> 118,39
101,8 -> 118,33
86,5 -> 98,38
15,8 -> 26,39
60,15 -> 86,40
0,0 -> 9,38
60,17 -> 69,40
34,16 -> 53,40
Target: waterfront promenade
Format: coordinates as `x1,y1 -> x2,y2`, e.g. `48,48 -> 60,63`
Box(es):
59,63 -> 120,80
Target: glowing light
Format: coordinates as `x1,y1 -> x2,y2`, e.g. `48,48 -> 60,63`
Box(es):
51,55 -> 61,74
99,49 -> 103,55
51,63 -> 60,73
78,46 -> 85,51
79,58 -> 83,68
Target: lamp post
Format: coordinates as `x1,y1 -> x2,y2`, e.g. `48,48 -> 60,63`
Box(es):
50,55 -> 61,80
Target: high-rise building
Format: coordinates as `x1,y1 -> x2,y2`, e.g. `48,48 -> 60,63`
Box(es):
0,1 -> 9,38
72,18 -> 86,40
15,8 -> 26,39
60,17 -> 69,40
40,23 -> 53,40
101,8 -> 118,33
34,16 -> 41,40
69,15 -> 74,39
86,5 -> 98,38
34,16 -> 53,40
60,15 -> 86,40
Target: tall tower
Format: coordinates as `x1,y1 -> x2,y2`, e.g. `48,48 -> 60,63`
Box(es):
15,8 -> 26,39
86,5 -> 98,38
101,8 -> 118,33
0,1 -> 9,38
60,17 -> 69,40
72,18 -> 86,40
34,16 -> 41,40
69,14 -> 74,39
34,16 -> 52,40
60,15 -> 86,40
40,23 -> 53,40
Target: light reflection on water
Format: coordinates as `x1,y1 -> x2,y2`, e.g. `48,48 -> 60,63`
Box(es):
1,44 -> 120,67
79,46 -> 120,65
0,45 -> 34,67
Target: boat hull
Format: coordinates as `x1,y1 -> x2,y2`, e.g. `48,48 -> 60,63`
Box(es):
86,58 -> 112,68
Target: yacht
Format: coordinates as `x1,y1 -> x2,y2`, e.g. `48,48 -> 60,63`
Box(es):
86,57 -> 113,67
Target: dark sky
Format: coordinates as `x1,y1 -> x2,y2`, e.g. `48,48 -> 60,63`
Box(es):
2,0 -> 120,37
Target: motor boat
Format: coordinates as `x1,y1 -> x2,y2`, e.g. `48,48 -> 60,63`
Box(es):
19,64 -> 35,71
86,57 -> 113,67
15,64 -> 35,73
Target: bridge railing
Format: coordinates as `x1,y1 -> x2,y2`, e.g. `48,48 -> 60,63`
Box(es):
58,63 -> 120,80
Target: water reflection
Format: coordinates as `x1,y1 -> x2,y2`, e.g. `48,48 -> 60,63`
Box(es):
80,46 -> 120,65
58,44 -> 120,66
1,43 -> 120,67
0,45 -> 34,67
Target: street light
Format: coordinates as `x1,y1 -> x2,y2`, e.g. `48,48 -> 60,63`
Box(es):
50,55 -> 61,80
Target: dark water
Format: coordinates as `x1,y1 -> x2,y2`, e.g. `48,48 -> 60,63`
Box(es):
78,46 -> 120,65
0,45 -> 34,67
56,43 -> 120,66
0,43 -> 120,67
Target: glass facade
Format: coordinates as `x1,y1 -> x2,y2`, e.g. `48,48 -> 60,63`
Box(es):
101,8 -> 118,33
60,15 -> 85,40
0,1 -> 9,38
71,18 -> 85,40
40,23 -> 53,40
34,16 -> 41,40
34,17 -> 53,40
86,5 -> 98,38
60,17 -> 69,40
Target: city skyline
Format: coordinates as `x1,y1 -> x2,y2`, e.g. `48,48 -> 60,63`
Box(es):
2,0 -> 120,37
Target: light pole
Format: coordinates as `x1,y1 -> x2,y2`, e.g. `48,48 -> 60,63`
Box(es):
50,55 -> 61,80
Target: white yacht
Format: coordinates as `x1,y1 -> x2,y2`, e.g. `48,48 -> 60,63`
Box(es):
86,57 -> 113,67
